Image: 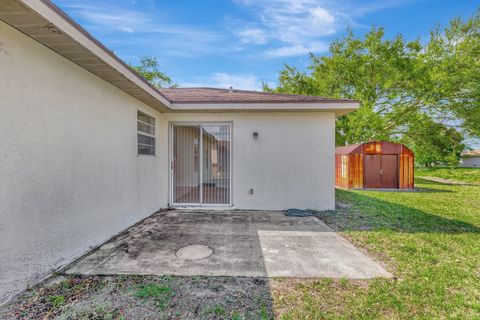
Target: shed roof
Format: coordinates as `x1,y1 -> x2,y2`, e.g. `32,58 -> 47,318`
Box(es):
335,141 -> 413,155
335,144 -> 362,155
462,150 -> 480,157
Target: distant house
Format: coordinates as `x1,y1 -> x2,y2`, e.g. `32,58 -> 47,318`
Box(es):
0,0 -> 359,303
460,150 -> 480,168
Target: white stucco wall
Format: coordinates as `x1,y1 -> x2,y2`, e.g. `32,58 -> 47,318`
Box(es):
0,20 -> 336,303
159,113 -> 336,211
460,157 -> 480,168
0,21 -> 164,303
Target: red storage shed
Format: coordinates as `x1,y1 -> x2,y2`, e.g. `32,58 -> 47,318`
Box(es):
335,141 -> 414,190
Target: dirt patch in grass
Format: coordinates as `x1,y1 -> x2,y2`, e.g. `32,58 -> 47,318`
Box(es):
419,176 -> 476,186
0,275 -> 273,320
416,167 -> 480,185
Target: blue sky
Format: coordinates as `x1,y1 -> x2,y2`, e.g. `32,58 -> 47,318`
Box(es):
53,0 -> 478,90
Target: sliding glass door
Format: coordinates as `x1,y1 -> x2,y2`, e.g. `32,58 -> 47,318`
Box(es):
201,125 -> 231,204
172,123 -> 231,205
172,125 -> 201,204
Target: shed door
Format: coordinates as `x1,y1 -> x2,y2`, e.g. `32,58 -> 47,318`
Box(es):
381,155 -> 398,188
364,155 -> 381,188
364,155 -> 398,189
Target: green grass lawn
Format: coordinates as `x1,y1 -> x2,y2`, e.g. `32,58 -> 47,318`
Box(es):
272,169 -> 480,319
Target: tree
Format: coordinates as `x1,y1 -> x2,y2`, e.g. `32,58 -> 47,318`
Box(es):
269,27 -> 430,144
400,114 -> 465,167
267,11 -> 480,165
424,12 -> 480,136
129,56 -> 176,88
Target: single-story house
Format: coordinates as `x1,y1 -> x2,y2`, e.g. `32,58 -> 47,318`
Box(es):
0,0 -> 358,303
460,150 -> 480,168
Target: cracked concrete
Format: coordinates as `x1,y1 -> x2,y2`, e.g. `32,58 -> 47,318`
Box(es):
66,210 -> 391,279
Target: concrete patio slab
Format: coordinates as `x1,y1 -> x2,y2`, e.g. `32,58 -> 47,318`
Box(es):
66,210 -> 392,279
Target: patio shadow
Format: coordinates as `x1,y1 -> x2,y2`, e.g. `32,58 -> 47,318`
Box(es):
317,189 -> 480,234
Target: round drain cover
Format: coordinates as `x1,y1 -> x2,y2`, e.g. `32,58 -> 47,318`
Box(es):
176,245 -> 213,261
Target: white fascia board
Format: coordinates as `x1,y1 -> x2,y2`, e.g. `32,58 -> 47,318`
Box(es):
20,0 -> 172,108
170,101 -> 360,112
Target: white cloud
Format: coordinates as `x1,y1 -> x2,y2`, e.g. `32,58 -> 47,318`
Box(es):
57,2 -> 223,56
233,0 -> 339,56
266,42 -> 329,57
266,3 -> 339,43
237,28 -> 268,44
180,73 -> 268,91
55,0 -> 412,64
233,0 -> 411,57
59,3 -> 148,33
309,7 -> 336,33
120,27 -> 134,34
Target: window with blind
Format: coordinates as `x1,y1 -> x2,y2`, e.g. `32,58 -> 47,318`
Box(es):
137,111 -> 155,155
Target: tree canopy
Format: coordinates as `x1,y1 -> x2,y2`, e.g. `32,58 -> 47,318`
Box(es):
267,10 -> 480,166
130,56 -> 176,88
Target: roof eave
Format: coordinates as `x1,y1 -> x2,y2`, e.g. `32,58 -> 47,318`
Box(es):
1,0 -> 172,112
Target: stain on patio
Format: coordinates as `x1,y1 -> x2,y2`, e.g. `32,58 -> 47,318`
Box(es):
66,210 -> 391,279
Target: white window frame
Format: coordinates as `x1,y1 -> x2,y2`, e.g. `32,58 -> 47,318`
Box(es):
137,110 -> 156,156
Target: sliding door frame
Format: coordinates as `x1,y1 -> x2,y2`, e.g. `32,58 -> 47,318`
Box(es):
169,121 -> 233,208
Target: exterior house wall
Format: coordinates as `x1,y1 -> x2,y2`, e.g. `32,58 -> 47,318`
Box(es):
460,157 -> 480,168
159,112 -> 336,211
0,21 -> 164,303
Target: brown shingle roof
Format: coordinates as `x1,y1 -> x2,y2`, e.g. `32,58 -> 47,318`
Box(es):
462,150 -> 480,157
159,87 -> 358,104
